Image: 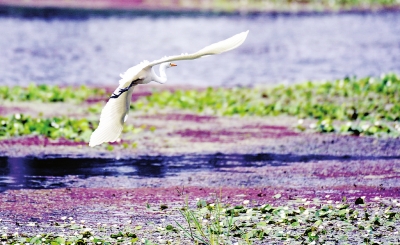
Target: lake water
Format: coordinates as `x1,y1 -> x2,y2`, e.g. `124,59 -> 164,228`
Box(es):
0,10 -> 399,87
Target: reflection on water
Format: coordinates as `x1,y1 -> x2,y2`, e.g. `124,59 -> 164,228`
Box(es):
0,10 -> 399,86
1,153 -> 394,191
0,154 -> 288,191
0,153 -> 400,192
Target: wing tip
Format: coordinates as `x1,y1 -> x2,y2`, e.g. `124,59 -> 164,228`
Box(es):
89,123 -> 123,148
88,135 -> 117,147
236,30 -> 250,45
88,139 -> 99,147
88,134 -> 103,147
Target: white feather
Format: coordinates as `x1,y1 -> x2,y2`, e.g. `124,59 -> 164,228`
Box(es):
146,30 -> 249,67
118,60 -> 150,87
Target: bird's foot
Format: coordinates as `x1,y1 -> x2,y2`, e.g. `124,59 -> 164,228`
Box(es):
110,87 -> 130,99
110,79 -> 141,99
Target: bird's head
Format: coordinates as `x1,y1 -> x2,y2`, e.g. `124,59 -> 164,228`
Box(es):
153,62 -> 177,84
159,62 -> 177,72
168,63 -> 177,68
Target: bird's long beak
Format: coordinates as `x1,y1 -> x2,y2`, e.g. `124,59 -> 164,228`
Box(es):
170,63 -> 177,67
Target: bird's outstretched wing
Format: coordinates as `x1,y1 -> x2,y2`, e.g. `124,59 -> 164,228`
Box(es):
118,30 -> 248,87
145,30 -> 249,68
89,85 -> 135,147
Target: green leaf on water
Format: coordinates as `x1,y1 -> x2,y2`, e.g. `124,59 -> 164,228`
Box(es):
314,220 -> 322,227
197,199 -> 207,208
106,144 -> 114,151
291,221 -> 300,227
126,232 -> 137,238
256,221 -> 267,228
110,232 -> 123,239
338,204 -> 350,210
299,206 -> 306,213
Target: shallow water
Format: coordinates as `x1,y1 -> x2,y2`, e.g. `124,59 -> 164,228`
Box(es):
0,11 -> 399,87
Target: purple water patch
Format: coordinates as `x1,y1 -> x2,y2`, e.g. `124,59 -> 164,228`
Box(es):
140,113 -> 217,123
175,126 -> 298,142
0,136 -> 87,147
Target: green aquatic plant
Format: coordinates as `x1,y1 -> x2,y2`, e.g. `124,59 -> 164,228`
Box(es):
108,0 -> 396,13
0,113 -> 156,143
176,196 -> 237,245
0,114 -> 97,142
175,196 -> 400,244
138,73 -> 400,137
310,118 -> 400,137
0,84 -> 106,102
204,0 -> 400,12
1,196 -> 398,244
0,216 -> 142,245
141,73 -> 400,120
1,74 -> 399,138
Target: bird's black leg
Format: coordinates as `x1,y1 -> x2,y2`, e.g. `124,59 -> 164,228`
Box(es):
110,87 -> 129,99
110,79 -> 141,99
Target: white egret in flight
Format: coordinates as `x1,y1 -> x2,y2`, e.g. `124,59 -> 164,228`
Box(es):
89,30 -> 249,147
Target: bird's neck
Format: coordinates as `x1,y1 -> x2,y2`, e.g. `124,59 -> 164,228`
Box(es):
152,64 -> 168,84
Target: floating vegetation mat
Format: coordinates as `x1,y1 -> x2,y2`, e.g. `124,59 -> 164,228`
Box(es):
138,73 -> 400,137
0,114 -> 153,149
0,114 -> 97,142
0,84 -> 106,103
0,196 -> 399,244
1,74 -> 399,140
201,0 -> 400,12
176,196 -> 400,244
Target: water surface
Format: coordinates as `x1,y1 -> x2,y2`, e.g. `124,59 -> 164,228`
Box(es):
0,11 -> 399,87
2,153 -> 399,191
0,154 -> 287,191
